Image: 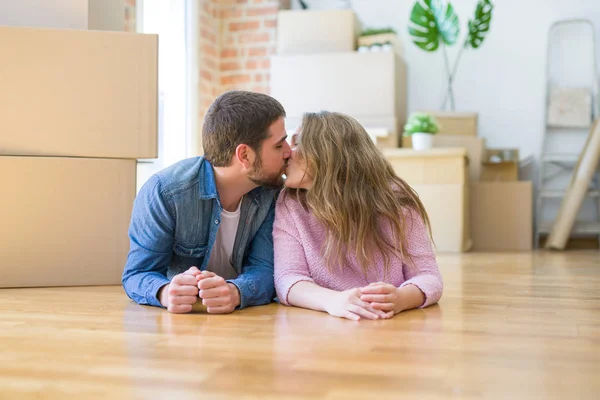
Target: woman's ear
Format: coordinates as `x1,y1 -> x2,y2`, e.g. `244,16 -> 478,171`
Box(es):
234,144 -> 256,171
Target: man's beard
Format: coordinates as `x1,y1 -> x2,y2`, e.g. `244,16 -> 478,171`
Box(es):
248,157 -> 286,189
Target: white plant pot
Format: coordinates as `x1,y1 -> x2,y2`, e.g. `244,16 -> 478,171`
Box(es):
411,133 -> 434,150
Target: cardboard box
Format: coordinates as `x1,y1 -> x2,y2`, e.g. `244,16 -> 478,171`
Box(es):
277,9 -> 359,55
420,111 -> 478,136
433,135 -> 485,181
383,148 -> 467,185
0,0 -> 125,31
271,52 -> 406,147
481,149 -> 519,181
471,182 -> 533,251
0,156 -> 136,287
383,148 -> 471,252
412,184 -> 471,253
0,26 -> 158,159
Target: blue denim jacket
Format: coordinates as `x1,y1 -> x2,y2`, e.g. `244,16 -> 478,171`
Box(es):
122,157 -> 277,309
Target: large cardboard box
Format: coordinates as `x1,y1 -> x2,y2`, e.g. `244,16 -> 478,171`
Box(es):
471,182 -> 533,251
0,157 -> 136,287
0,26 -> 158,159
277,9 -> 359,55
383,148 -> 471,252
412,184 -> 471,253
0,0 -> 126,31
271,51 -> 406,147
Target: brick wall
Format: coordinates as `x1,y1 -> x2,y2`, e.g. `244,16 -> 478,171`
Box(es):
196,0 -> 281,154
219,0 -> 279,94
198,0 -> 221,120
124,0 -> 136,32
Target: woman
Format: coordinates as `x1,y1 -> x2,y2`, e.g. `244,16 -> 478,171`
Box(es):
273,111 -> 443,321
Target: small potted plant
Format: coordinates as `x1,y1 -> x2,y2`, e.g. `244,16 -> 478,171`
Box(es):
403,112 -> 440,150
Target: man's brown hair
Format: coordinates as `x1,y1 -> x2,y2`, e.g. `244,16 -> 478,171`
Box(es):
202,90 -> 286,167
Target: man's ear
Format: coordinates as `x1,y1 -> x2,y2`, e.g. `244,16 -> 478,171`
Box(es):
234,144 -> 255,170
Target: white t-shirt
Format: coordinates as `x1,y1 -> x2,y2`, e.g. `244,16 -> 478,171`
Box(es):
205,199 -> 242,280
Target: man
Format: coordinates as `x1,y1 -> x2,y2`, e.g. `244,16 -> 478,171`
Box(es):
122,90 -> 291,314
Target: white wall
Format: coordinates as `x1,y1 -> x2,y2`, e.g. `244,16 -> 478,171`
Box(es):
294,0 -> 600,160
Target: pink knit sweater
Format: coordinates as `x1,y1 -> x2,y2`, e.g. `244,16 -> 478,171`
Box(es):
273,195 -> 443,308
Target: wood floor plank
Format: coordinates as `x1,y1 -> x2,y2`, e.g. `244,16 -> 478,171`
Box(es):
0,251 -> 599,399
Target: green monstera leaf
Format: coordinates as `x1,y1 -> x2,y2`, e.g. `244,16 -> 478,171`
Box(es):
408,0 -> 460,52
467,0 -> 494,48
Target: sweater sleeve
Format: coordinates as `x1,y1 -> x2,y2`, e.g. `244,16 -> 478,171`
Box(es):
400,208 -> 444,308
273,197 -> 314,306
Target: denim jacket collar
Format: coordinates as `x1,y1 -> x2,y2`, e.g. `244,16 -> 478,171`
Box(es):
197,158 -> 262,205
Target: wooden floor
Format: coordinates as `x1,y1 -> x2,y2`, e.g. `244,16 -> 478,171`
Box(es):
1,251 -> 599,399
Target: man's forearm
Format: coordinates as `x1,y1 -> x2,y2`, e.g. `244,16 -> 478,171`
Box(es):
122,271 -> 171,307
228,266 -> 274,309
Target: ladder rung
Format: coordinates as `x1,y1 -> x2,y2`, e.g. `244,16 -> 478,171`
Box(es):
540,189 -> 600,198
541,154 -> 580,163
538,221 -> 600,235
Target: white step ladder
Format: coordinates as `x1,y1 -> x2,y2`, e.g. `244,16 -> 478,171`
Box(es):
534,19 -> 600,249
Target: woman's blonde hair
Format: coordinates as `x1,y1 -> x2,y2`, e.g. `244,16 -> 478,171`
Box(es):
285,111 -> 432,277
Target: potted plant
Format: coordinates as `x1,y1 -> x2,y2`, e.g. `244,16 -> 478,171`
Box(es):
408,0 -> 494,110
358,27 -> 402,54
403,112 -> 440,150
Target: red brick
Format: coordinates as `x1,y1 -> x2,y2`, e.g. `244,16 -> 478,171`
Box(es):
248,47 -> 268,57
255,74 -> 264,82
252,86 -> 270,94
221,48 -> 238,58
201,44 -> 217,57
200,15 -> 215,27
260,59 -> 270,69
264,19 -> 277,29
239,32 -> 270,44
199,82 -> 211,93
221,74 -> 252,85
201,28 -> 216,42
246,6 -> 278,17
221,8 -> 243,19
229,21 -> 260,32
246,60 -> 259,70
221,62 -> 241,72
204,58 -> 217,70
200,69 -> 213,81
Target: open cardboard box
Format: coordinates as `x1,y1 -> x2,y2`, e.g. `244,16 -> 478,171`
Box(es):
481,148 -> 519,181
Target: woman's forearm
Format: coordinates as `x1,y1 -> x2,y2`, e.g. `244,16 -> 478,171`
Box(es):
287,281 -> 338,312
396,284 -> 426,312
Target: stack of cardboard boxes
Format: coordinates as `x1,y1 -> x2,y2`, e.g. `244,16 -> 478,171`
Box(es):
271,9 -> 407,147
0,26 -> 158,287
383,147 -> 472,253
404,112 -> 533,251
